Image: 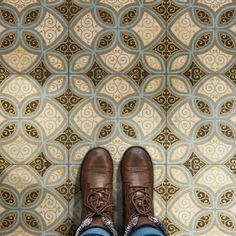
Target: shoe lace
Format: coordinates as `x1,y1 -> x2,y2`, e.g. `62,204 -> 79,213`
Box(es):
128,186 -> 152,216
76,187 -> 117,236
124,186 -> 167,236
84,187 -> 113,218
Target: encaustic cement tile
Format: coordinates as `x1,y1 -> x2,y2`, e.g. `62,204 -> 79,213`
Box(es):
68,1 -> 166,74
0,164 -> 69,235
166,0 -> 236,74
68,74 -> 166,165
165,164 -> 236,236
0,74 -> 69,165
68,164 -> 167,235
0,1 -> 69,74
167,74 -> 236,165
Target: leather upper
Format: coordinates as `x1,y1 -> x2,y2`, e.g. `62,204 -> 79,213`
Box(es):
121,146 -> 156,229
80,147 -> 113,229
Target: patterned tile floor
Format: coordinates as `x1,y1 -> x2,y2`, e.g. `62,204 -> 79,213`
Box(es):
0,0 -> 236,235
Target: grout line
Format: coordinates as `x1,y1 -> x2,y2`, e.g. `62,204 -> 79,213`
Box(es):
67,13 -> 71,220
164,12 -> 168,221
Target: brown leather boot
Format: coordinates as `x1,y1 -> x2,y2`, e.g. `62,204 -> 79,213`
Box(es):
75,147 -> 117,236
121,146 -> 166,236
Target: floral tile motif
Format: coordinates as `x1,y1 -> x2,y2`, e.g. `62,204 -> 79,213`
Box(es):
69,74 -> 166,165
167,74 -> 236,165
166,165 -> 236,235
69,2 -> 166,75
167,0 -> 236,74
0,1 -> 69,74
0,74 -> 69,165
0,164 -> 69,235
0,0 -> 236,235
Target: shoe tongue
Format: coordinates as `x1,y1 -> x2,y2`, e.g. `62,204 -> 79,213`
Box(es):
91,216 -> 103,226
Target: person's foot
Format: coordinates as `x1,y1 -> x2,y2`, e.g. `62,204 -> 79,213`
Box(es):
76,148 -> 117,236
121,146 -> 166,236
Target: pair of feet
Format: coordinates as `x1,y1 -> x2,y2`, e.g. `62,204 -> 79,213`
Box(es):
76,146 -> 166,236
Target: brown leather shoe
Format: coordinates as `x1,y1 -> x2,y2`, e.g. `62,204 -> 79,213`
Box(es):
121,146 -> 166,236
75,148 -> 117,236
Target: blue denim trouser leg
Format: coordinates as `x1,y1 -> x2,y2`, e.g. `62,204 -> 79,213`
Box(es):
80,227 -> 111,236
130,226 -> 166,236
80,226 -> 165,236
